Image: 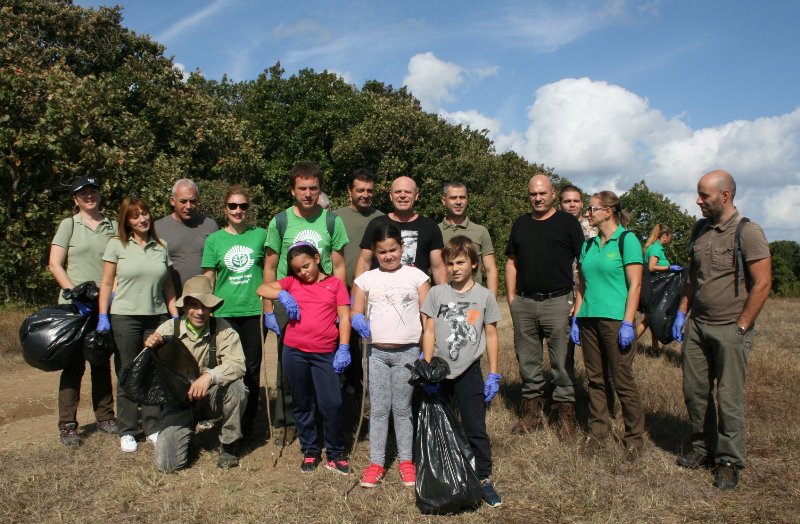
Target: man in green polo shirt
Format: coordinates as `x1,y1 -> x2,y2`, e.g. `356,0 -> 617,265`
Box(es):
438,182 -> 498,297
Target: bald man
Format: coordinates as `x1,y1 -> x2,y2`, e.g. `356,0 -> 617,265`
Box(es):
672,170 -> 771,490
506,174 -> 584,438
355,176 -> 447,284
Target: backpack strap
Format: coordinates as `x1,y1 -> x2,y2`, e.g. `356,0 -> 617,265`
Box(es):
618,230 -> 630,260
275,210 -> 288,240
325,209 -> 336,238
687,218 -> 708,258
207,317 -> 217,370
734,217 -> 751,296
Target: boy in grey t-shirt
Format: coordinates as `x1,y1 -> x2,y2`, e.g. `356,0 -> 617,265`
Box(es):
420,236 -> 503,508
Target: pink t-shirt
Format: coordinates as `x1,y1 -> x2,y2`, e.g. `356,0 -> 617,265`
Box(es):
353,265 -> 429,345
279,275 -> 350,353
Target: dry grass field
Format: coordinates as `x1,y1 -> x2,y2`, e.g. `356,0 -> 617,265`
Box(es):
0,299 -> 798,523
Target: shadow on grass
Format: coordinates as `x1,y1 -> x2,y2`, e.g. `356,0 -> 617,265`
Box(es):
646,410 -> 691,455
636,342 -> 682,367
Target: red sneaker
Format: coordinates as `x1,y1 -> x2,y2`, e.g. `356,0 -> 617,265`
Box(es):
398,460 -> 416,487
360,463 -> 386,488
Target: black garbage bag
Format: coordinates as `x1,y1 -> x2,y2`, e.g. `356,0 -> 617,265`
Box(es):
119,337 -> 200,408
83,330 -> 115,367
642,269 -> 686,344
414,393 -> 483,514
61,281 -> 99,302
19,305 -> 93,372
406,356 -> 450,386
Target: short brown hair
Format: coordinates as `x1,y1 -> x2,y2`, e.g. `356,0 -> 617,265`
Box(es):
442,235 -> 479,274
289,161 -> 323,189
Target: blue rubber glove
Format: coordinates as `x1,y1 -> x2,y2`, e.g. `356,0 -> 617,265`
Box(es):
73,300 -> 93,316
484,373 -> 501,403
618,320 -> 635,348
672,311 -> 687,342
351,313 -> 371,338
97,313 -> 111,332
422,383 -> 440,396
333,343 -> 351,374
668,265 -> 684,272
570,317 -> 581,346
278,290 -> 300,321
263,312 -> 282,336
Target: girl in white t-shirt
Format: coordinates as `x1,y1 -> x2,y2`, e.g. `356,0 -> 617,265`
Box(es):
351,224 -> 430,489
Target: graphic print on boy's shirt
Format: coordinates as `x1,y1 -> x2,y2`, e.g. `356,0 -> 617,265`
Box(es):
436,301 -> 478,360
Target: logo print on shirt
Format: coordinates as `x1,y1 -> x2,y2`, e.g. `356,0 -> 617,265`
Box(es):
224,245 -> 255,273
436,301 -> 478,360
400,230 -> 419,266
293,229 -> 324,250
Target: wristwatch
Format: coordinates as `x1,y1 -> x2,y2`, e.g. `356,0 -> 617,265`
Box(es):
736,325 -> 747,335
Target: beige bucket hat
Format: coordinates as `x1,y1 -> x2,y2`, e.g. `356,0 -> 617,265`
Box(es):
175,275 -> 224,311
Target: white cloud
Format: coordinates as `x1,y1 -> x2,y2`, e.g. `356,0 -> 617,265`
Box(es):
272,19 -> 333,45
157,0 -> 232,43
403,52 -> 499,112
172,62 -> 187,82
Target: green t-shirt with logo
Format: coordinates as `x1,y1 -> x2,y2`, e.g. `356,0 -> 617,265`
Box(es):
202,227 -> 267,317
644,241 -> 669,267
264,207 -> 348,279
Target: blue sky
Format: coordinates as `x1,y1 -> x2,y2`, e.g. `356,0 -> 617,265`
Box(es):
76,0 -> 800,241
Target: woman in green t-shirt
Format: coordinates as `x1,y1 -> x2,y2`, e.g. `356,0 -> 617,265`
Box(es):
637,224 -> 682,350
48,177 -> 118,447
571,191 -> 645,459
202,186 -> 267,437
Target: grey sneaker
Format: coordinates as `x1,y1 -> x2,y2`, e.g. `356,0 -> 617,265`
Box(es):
96,418 -> 119,434
59,423 -> 81,447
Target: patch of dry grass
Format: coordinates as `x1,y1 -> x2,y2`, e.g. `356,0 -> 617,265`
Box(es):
0,309 -> 29,363
0,299 -> 798,523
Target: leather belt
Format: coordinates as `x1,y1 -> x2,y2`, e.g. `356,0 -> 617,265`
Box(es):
518,287 -> 571,301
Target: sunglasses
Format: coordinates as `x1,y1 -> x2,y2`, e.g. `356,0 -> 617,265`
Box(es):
226,202 -> 249,211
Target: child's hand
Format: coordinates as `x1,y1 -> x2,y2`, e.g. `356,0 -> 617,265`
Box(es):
277,290 -> 300,320
263,312 -> 281,336
351,313 -> 370,338
333,343 -> 351,374
484,373 -> 501,403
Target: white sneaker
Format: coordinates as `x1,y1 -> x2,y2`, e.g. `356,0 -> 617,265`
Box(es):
120,435 -> 138,453
146,432 -> 159,445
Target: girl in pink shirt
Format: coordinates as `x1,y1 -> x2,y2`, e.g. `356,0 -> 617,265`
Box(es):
351,224 -> 430,488
257,242 -> 351,474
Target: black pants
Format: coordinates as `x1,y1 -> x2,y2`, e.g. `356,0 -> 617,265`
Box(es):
222,315 -> 263,432
442,360 -> 492,479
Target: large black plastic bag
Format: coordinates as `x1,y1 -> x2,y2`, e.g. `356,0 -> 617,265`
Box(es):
19,305 -> 93,371
119,337 -> 200,408
410,357 -> 482,515
414,393 -> 483,514
83,330 -> 115,367
61,281 -> 99,302
641,269 -> 686,344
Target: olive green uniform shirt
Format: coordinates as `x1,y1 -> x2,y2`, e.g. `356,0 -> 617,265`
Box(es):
102,237 -> 172,315
438,217 -> 494,285
51,214 -> 117,303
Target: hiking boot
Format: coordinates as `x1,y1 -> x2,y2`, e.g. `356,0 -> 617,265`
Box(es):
59,423 -> 81,447
120,435 -> 138,453
300,453 -> 321,473
552,402 -> 577,440
96,418 -> 119,434
360,463 -> 386,488
677,449 -> 712,469
480,478 -> 502,508
398,460 -> 416,487
713,461 -> 739,490
325,456 -> 351,475
511,397 -> 545,435
218,443 -> 240,469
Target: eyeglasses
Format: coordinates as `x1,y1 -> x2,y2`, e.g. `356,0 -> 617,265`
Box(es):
226,202 -> 249,211
585,206 -> 609,214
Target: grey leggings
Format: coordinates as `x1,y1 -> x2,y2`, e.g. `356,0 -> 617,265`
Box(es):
368,345 -> 418,465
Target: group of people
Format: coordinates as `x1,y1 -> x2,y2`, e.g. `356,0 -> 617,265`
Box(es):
47,163 -> 770,501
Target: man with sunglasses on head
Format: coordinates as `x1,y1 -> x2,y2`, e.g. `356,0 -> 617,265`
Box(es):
155,178 -> 218,297
506,174 -> 584,439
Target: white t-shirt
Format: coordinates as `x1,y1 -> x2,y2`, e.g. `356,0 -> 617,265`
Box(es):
354,265 -> 430,345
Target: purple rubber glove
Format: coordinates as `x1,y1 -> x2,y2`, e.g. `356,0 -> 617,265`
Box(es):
672,311 -> 686,342
570,317 -> 581,346
668,265 -> 684,272
333,343 -> 351,374
351,313 -> 371,338
484,373 -> 501,403
278,290 -> 300,320
96,313 -> 111,332
73,300 -> 93,316
618,320 -> 635,348
422,383 -> 440,396
263,312 -> 281,336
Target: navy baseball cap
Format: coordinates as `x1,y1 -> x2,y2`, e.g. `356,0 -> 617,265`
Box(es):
71,176 -> 100,194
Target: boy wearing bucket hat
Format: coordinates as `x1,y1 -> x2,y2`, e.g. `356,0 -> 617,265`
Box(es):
144,275 -> 248,471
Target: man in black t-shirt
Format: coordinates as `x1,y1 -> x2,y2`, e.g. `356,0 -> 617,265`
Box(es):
506,174 -> 584,438
355,176 -> 447,284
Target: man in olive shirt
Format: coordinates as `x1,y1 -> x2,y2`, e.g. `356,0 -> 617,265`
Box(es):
672,169 -> 771,490
155,179 -> 218,296
439,182 -> 498,297
144,276 -> 247,472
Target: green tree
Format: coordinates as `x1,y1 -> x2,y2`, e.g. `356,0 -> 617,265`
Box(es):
769,240 -> 800,296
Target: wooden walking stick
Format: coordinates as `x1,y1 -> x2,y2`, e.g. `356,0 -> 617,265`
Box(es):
350,291 -> 369,460
260,298 -> 276,467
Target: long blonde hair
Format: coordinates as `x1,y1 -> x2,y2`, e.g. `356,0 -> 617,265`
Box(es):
643,224 -> 672,251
